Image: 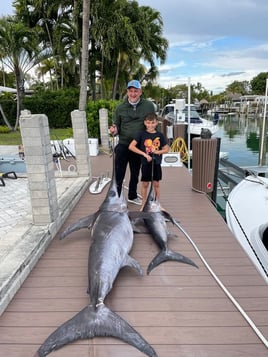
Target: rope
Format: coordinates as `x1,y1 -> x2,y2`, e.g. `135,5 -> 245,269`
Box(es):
169,137 -> 189,163
173,219 -> 268,348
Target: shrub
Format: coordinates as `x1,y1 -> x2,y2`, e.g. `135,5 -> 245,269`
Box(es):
22,89 -> 80,128
86,99 -> 119,138
0,125 -> 11,133
1,89 -> 121,138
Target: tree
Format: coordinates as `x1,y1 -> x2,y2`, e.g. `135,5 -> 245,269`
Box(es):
91,0 -> 168,99
0,65 -> 16,87
35,58 -> 56,89
226,80 -> 250,96
90,0 -> 139,99
0,16 -> 50,130
9,1 -> 168,102
15,0 -> 81,90
79,0 -> 90,110
137,5 -> 168,80
251,72 -> 268,95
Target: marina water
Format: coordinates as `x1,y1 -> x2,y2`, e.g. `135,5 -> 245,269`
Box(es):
216,114 -> 268,167
212,114 -> 268,216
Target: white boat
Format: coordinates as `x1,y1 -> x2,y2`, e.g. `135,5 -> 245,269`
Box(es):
160,103 -> 219,136
225,174 -> 268,283
189,150 -> 228,160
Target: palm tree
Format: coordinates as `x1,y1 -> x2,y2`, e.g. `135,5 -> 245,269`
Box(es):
15,0 -> 79,90
91,0 -> 168,99
35,58 -> 56,89
133,5 -> 168,82
11,0 -> 168,101
0,16 -> 50,130
79,0 -> 90,110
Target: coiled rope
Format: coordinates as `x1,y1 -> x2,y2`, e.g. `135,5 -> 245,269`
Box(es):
169,137 -> 189,163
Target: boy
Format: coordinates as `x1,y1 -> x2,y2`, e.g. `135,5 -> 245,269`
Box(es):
129,112 -> 169,210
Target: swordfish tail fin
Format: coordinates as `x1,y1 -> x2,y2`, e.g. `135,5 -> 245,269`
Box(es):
147,248 -> 198,275
35,304 -> 157,357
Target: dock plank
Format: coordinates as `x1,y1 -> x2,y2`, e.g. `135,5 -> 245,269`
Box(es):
0,153 -> 267,356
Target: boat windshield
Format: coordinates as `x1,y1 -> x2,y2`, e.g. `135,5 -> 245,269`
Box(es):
183,108 -> 199,118
166,108 -> 202,124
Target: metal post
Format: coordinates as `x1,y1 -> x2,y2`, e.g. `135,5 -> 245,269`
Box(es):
187,77 -> 191,171
259,78 -> 268,166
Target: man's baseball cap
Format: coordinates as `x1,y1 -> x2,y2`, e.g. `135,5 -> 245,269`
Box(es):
127,80 -> 141,89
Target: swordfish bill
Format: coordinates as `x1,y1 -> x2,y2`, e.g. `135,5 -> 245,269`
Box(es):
143,183 -> 198,275
35,148 -> 157,357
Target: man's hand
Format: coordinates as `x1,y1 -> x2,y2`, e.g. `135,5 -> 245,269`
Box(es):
109,124 -> 118,135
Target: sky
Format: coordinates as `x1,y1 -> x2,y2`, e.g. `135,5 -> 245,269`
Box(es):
1,0 -> 268,94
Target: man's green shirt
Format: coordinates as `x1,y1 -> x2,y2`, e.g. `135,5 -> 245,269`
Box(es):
113,98 -> 155,146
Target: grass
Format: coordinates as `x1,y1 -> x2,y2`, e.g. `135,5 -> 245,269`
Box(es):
0,128 -> 73,145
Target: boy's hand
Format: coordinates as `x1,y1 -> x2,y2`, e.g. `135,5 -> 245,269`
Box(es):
144,153 -> 152,162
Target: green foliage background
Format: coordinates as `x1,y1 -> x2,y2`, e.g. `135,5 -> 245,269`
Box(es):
0,90 -> 120,139
86,99 -> 119,138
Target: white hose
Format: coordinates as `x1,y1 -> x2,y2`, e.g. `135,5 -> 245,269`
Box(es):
174,220 -> 268,348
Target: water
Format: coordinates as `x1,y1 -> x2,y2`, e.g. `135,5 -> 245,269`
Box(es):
213,114 -> 268,216
216,114 -> 268,167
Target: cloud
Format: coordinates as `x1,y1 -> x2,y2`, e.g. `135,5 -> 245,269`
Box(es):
2,0 -> 268,94
138,0 -> 268,93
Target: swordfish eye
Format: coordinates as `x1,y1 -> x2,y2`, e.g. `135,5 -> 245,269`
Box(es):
108,191 -> 116,197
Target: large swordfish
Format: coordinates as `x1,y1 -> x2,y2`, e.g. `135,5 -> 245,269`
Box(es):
142,183 -> 198,275
35,153 -> 157,356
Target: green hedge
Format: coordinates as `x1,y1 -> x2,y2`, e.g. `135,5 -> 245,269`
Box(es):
0,89 -> 120,138
0,125 -> 11,133
23,89 -> 80,128
86,99 -> 119,138
0,99 -> 17,126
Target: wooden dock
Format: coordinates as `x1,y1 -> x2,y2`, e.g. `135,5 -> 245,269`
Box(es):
0,153 -> 267,356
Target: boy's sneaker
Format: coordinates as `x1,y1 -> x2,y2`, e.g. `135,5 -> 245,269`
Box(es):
128,197 -> 142,205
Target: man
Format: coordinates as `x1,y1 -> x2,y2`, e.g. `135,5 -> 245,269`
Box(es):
110,79 -> 155,205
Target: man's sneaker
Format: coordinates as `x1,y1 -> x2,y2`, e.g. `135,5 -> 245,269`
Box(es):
128,197 -> 142,205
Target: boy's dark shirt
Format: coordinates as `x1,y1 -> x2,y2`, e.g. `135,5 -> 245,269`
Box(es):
134,130 -> 167,165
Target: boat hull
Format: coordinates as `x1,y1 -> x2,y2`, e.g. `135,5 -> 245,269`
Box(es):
226,175 -> 268,283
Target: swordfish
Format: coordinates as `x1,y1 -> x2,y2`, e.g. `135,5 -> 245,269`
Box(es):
142,183 -> 198,274
35,153 -> 157,357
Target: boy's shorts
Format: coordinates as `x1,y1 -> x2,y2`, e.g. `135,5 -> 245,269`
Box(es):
141,162 -> 162,182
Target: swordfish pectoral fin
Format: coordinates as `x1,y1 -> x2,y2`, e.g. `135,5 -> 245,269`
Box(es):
123,255 -> 144,276
35,304 -> 157,357
60,212 -> 98,240
129,212 -> 160,233
147,248 -> 198,275
130,217 -> 150,234
161,210 -> 179,225
128,211 -> 153,220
